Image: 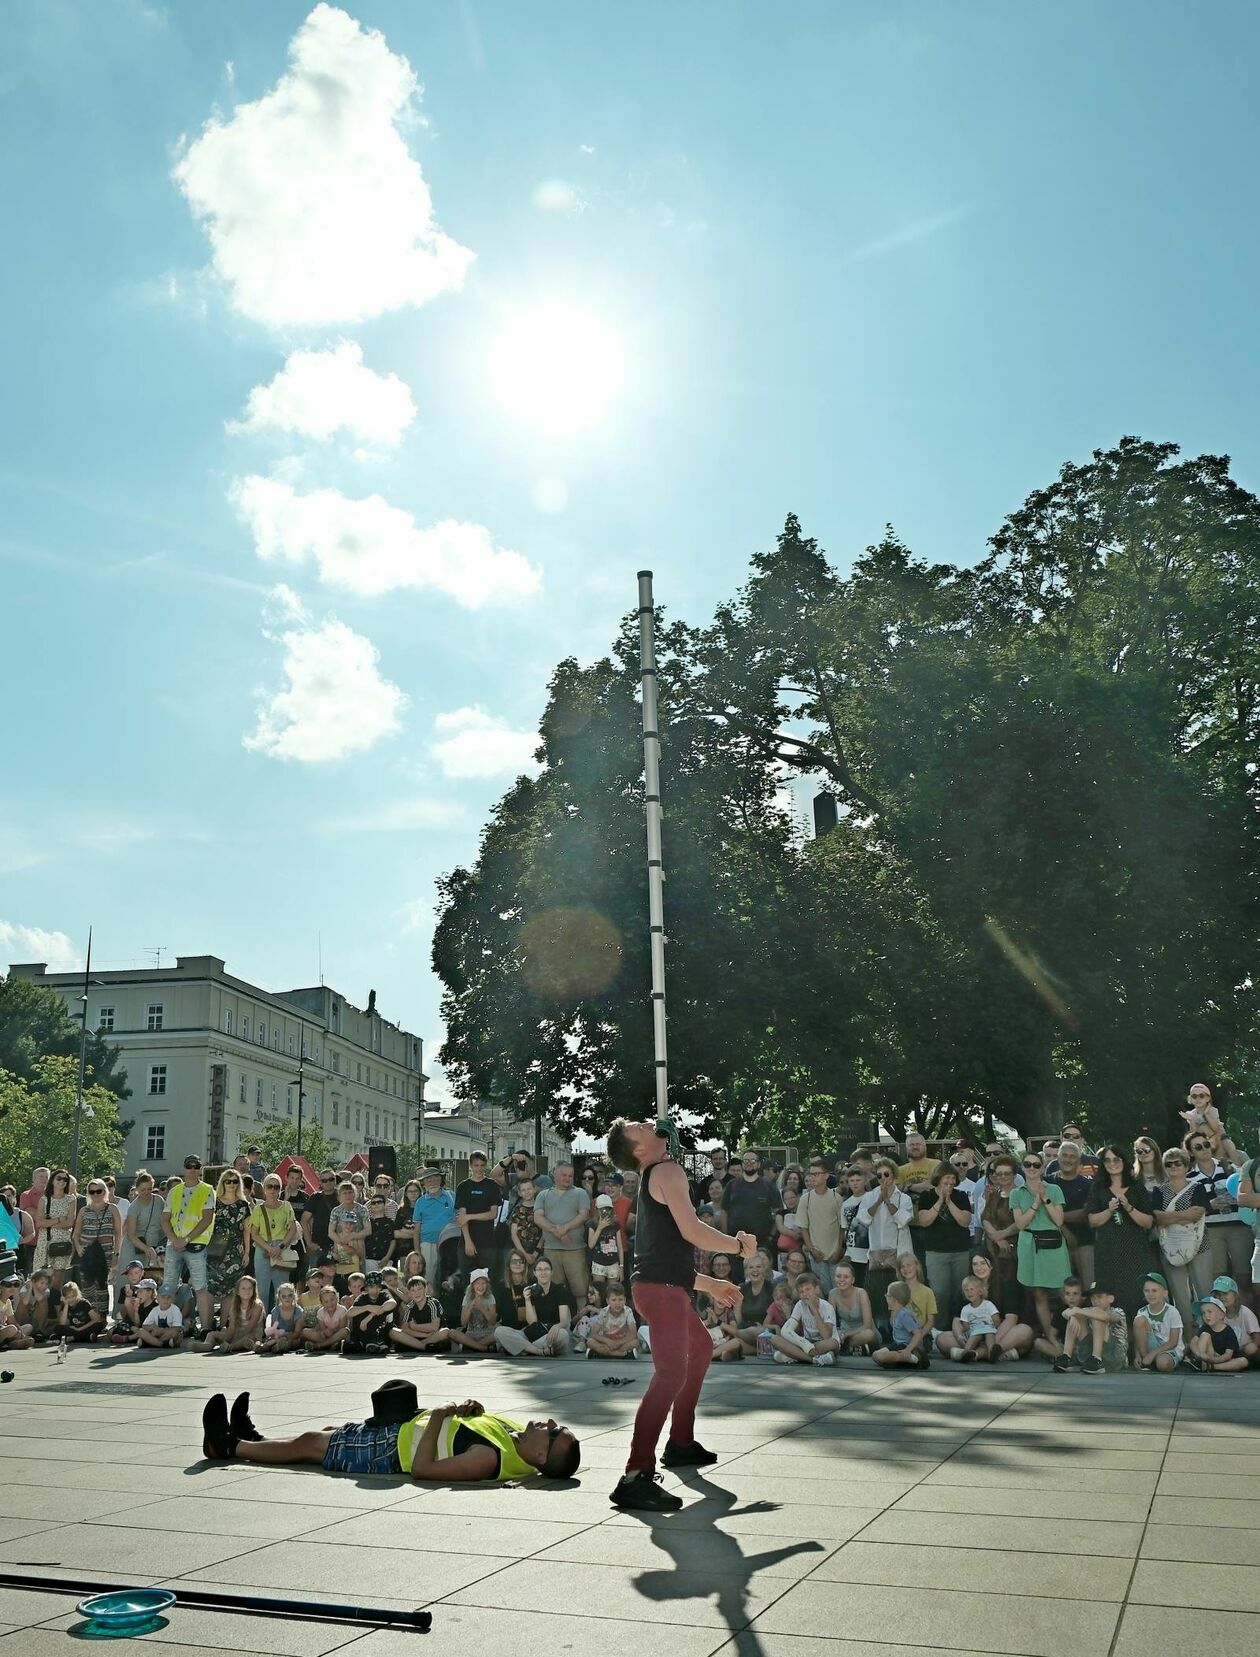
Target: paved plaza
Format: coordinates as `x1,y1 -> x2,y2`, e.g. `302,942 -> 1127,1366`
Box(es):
1,1348 -> 1259,1657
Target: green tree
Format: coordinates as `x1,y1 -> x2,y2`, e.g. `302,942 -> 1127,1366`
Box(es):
0,1056 -> 126,1184
256,1119 -> 337,1174
0,975 -> 131,1099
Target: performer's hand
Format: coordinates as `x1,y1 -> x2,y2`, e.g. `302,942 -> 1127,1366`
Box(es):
456,1399 -> 483,1417
735,1230 -> 757,1260
696,1274 -> 742,1310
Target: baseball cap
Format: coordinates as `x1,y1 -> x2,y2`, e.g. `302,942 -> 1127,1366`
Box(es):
1202,1296 -> 1227,1314
137,1278 -> 158,1291
469,1267 -> 490,1283
1142,1271 -> 1169,1290
1212,1275 -> 1239,1295
1,1273 -> 20,1287
363,1271 -> 383,1288
595,1194 -> 614,1209
156,1284 -> 174,1296
1087,1281 -> 1114,1297
182,1155 -> 202,1169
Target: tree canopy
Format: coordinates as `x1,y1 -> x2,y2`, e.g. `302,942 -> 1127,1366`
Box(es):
0,1057 -> 127,1185
0,975 -> 131,1101
435,439 -> 1259,1149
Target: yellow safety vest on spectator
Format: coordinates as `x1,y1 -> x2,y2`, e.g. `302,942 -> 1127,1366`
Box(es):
168,1181 -> 214,1238
396,1411 -> 536,1481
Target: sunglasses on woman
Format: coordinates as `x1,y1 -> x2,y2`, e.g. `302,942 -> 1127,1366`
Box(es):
1022,1161 -> 1042,1170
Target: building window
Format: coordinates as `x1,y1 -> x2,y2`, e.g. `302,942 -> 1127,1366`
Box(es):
273,1027 -> 280,1050
256,1077 -> 263,1106
224,1009 -> 233,1035
258,1022 -> 266,1046
271,1082 -> 278,1109
147,1004 -> 163,1031
145,1123 -> 166,1160
239,1072 -> 247,1103
98,1007 -> 115,1032
332,1051 -> 340,1074
286,1088 -> 292,1116
332,1100 -> 339,1125
355,1106 -> 361,1132
242,1016 -> 250,1041
148,1065 -> 167,1095
302,1036 -> 309,1059
288,1034 -> 295,1056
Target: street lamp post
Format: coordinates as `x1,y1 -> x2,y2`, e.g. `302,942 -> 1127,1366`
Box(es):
296,1019 -> 305,1158
70,926 -> 96,1182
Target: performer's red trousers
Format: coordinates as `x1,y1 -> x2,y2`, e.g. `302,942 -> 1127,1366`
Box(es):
626,1282 -> 712,1473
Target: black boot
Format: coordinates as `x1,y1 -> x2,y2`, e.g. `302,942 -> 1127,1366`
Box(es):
202,1393 -> 238,1460
610,1471 -> 683,1511
661,1440 -> 719,1468
230,1392 -> 264,1442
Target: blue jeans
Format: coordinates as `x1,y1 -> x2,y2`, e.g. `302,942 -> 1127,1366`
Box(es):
253,1247 -> 292,1312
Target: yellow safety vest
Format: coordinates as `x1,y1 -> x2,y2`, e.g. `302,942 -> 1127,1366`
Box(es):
168,1181 -> 215,1238
396,1411 -> 536,1482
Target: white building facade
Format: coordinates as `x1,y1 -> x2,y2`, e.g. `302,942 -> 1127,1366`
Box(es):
11,955 -> 426,1178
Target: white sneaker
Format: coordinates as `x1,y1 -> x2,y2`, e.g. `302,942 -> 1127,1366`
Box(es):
811,1353 -> 835,1367
951,1347 -> 965,1361
772,1350 -> 792,1365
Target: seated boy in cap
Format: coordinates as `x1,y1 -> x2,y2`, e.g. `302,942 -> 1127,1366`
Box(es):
1053,1282 -> 1127,1373
0,1273 -> 33,1349
344,1272 -> 397,1355
1132,1272 -> 1184,1371
202,1382 -> 580,1484
1186,1296 -> 1249,1372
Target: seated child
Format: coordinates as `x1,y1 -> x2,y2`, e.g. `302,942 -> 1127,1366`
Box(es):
585,1283 -> 639,1359
340,1271 -> 367,1309
297,1270 -> 324,1330
1186,1295 -> 1248,1373
772,1271 -> 839,1366
135,1283 -> 183,1348
943,1274 -> 1001,1363
0,1274 -> 33,1350
304,1284 -> 349,1351
872,1281 -> 930,1369
343,1271 -> 397,1354
449,1268 -> 498,1352
573,1281 -> 605,1348
51,1280 -> 104,1343
1032,1275 -> 1084,1361
1132,1271 -> 1184,1371
1212,1276 -> 1259,1361
389,1274 -> 450,1352
14,1269 -> 58,1345
827,1263 -> 877,1356
1052,1281 -> 1127,1373
108,1261 -> 148,1343
255,1282 -> 305,1353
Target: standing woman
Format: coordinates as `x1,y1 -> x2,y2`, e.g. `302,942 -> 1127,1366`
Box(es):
33,1168 -> 77,1291
914,1165 -> 973,1326
1088,1145 -> 1156,1324
1153,1147 -> 1211,1329
1133,1138 -> 1165,1201
245,1175 -> 299,1312
981,1156 -> 1022,1318
71,1179 -> 122,1324
1010,1150 -> 1071,1344
778,1165 -> 804,1203
205,1170 -> 252,1306
394,1180 -> 421,1271
121,1171 -> 166,1274
1185,1126 -> 1252,1289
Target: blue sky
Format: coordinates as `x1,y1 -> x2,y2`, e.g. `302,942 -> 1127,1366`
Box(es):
3,0 -> 1257,1101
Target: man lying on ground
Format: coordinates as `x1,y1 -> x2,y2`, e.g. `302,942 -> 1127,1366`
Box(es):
201,1378 -> 579,1483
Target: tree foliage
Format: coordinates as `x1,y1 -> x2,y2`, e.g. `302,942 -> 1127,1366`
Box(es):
435,440 -> 1260,1148
0,975 -> 131,1100
256,1120 -> 337,1176
0,1057 -> 126,1184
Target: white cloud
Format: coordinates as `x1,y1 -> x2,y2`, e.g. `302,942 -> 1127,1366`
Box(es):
172,3 -> 473,327
533,179 -> 585,214
228,341 -> 416,446
322,799 -> 465,833
232,475 -> 540,606
245,616 -> 407,763
0,921 -> 81,975
431,706 -> 540,780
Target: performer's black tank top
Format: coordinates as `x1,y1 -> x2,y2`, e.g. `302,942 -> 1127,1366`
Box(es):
632,1161 -> 696,1288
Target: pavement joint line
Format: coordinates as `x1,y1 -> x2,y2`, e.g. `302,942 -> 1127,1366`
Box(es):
1103,1378 -> 1183,1657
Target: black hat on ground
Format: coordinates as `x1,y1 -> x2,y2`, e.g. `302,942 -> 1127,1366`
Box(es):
366,1378 -> 419,1426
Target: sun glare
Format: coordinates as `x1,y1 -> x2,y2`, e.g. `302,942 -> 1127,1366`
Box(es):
488,301 -> 625,439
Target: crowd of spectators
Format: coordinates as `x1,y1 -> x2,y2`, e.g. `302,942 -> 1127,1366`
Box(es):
2,1086 -> 1257,1376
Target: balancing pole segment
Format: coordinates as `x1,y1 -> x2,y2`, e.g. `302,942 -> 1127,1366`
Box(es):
637,570 -> 669,1123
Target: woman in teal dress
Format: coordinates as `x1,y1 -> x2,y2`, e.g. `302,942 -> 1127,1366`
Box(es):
1011,1150 -> 1071,1344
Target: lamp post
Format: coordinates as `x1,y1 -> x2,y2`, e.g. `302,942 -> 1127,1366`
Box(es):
70,927 -> 97,1182
296,1019 -> 305,1158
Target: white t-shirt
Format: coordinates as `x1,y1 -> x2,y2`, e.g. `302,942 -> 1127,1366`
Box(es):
1226,1304 -> 1259,1343
1135,1301 -> 1184,1352
144,1303 -> 183,1329
785,1297 -> 838,1344
592,1305 -> 637,1338
959,1299 -> 1000,1336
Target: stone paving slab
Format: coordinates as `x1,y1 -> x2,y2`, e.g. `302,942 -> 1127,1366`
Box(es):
2,1345 -> 1259,1657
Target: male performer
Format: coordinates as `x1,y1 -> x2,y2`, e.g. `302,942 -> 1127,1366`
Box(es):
605,1117 -> 756,1511
202,1382 -> 579,1482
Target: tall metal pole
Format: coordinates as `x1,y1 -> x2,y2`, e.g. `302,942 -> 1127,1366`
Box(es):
637,572 -> 669,1120
71,926 -> 93,1182
296,1019 -> 305,1158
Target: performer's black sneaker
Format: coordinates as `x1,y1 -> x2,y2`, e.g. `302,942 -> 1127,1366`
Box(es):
610,1472 -> 684,1511
230,1391 -> 264,1442
202,1393 -> 238,1460
661,1440 -> 719,1468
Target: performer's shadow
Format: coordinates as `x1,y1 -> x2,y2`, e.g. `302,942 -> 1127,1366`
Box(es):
629,1472 -> 824,1644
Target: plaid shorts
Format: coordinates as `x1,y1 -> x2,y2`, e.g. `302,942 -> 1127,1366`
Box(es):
322,1420 -> 403,1476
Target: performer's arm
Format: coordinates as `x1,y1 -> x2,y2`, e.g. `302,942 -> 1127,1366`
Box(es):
409,1404 -> 498,1482
654,1161 -> 755,1258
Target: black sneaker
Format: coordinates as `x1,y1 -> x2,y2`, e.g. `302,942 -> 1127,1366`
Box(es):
202,1393 -> 237,1460
230,1392 -> 264,1442
610,1472 -> 683,1511
1051,1354 -> 1071,1373
1182,1353 -> 1205,1373
1079,1355 -> 1104,1375
913,1353 -> 930,1370
661,1440 -> 719,1468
